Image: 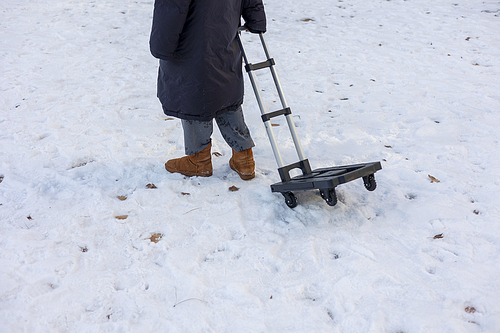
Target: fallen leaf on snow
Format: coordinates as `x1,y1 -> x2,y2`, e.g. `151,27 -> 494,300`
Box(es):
70,160 -> 94,169
212,152 -> 222,157
433,233 -> 444,239
181,192 -> 190,195
384,145 -> 392,148
428,175 -> 440,183
229,186 -> 239,192
115,215 -> 128,220
465,306 -> 476,313
72,162 -> 87,168
0,175 -> 4,183
146,183 -> 157,189
117,195 -> 127,201
149,233 -> 163,243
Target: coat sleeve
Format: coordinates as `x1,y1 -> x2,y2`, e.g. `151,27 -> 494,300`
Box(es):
149,0 -> 192,60
242,0 -> 266,33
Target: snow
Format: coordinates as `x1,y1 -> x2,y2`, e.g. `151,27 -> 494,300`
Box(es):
1,0 -> 500,331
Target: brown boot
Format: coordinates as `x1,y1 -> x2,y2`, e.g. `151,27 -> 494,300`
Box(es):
165,143 -> 212,177
229,148 -> 255,180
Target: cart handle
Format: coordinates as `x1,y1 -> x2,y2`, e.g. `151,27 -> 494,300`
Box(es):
237,27 -> 309,179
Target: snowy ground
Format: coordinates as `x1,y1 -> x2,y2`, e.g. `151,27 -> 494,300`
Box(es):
1,0 -> 500,332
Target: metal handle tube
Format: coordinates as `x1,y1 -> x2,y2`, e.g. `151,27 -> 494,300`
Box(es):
237,34 -> 285,168
259,33 -> 288,108
258,33 -> 307,162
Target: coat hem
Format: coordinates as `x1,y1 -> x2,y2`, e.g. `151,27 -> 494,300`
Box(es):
162,101 -> 244,122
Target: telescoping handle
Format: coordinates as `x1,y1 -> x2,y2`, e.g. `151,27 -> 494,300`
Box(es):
237,28 -> 311,181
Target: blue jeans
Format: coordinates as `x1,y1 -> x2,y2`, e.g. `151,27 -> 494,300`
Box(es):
181,106 -> 255,155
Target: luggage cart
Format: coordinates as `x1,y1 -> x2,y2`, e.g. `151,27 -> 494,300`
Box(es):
237,29 -> 382,208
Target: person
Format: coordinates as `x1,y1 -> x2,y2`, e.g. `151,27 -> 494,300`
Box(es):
149,0 -> 266,180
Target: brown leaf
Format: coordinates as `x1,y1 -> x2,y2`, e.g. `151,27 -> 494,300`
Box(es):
465,306 -> 476,313
212,152 -> 222,157
340,98 -> 349,101
165,118 -> 174,120
146,183 -> 157,189
117,195 -> 127,201
384,145 -> 393,148
433,233 -> 444,239
27,215 -> 33,220
115,215 -> 128,220
271,124 -> 280,127
473,210 -> 479,215
81,246 -> 88,253
181,192 -> 190,196
301,18 -> 315,22
229,186 -> 239,192
72,162 -> 87,168
428,175 -> 440,183
0,175 -> 4,183
149,233 -> 163,243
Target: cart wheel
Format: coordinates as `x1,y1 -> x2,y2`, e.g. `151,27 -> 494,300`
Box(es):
281,192 -> 297,208
363,174 -> 377,191
282,192 -> 298,208
320,188 -> 337,207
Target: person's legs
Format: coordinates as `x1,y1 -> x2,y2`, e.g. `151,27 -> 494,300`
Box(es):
181,119 -> 214,155
214,106 -> 254,152
164,119 -> 213,177
165,108 -> 255,179
215,106 -> 256,180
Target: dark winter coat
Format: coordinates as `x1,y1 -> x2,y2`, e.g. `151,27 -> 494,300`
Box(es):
150,0 -> 266,121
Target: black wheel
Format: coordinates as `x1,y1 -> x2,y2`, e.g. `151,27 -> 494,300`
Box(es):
282,192 -> 298,208
363,174 -> 377,191
320,188 -> 337,207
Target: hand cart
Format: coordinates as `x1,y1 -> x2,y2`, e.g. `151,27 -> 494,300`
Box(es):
237,29 -> 382,208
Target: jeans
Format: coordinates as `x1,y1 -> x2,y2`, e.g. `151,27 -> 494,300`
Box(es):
181,106 -> 255,155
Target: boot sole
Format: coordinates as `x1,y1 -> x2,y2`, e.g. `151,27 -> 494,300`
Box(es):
165,163 -> 212,177
229,161 -> 255,180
